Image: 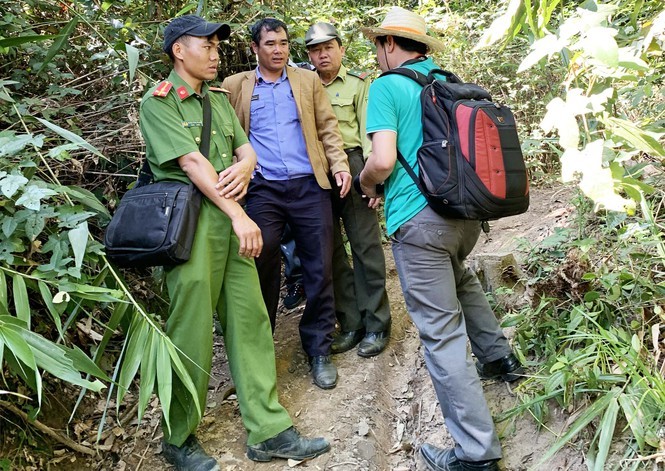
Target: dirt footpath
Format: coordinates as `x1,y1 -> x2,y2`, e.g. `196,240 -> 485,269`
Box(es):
85,184 -> 585,471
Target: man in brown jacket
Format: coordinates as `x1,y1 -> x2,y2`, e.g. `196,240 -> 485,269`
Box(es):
221,18 -> 350,390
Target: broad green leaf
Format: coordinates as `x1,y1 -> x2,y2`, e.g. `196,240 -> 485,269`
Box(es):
518,34 -> 563,72
604,117 -> 665,157
68,222 -> 88,270
1,217 -> 18,239
537,0 -> 562,31
21,329 -> 105,391
11,274 -> 30,328
0,35 -> 57,48
0,133 -> 43,157
15,185 -> 57,211
126,44 -> 139,84
37,281 -> 63,338
0,89 -> 14,103
60,186 -> 111,219
36,117 -> 106,160
138,330 -> 158,422
117,315 -> 150,406
0,173 -> 28,198
24,211 -> 47,241
473,0 -> 525,51
580,27 -> 618,67
37,17 -> 79,74
540,97 -> 579,149
157,339 -> 173,435
60,284 -> 124,302
593,394 -> 619,471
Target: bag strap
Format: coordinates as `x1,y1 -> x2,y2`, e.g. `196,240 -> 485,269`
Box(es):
137,92 -> 212,187
396,150 -> 426,196
380,67 -> 463,87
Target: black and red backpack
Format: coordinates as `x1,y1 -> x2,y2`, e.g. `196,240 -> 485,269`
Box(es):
380,67 -> 529,222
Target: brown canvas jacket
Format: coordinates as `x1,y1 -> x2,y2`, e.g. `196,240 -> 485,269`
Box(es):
221,66 -> 349,190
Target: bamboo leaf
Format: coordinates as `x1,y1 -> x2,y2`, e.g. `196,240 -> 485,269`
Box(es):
37,281 -> 63,338
67,222 -> 88,270
0,270 -> 7,313
593,394 -> 619,471
57,283 -> 124,303
59,185 -> 111,220
167,341 -> 202,420
35,117 -> 107,160
0,35 -> 57,47
11,274 -> 30,328
473,0 -> 526,51
618,393 -> 645,449
117,315 -> 150,406
125,44 -> 139,84
37,17 -> 79,74
138,330 -> 157,422
94,302 -> 129,365
156,339 -> 173,436
604,117 -> 665,157
532,393 -> 615,470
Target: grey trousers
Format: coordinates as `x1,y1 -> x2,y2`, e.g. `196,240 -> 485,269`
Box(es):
331,148 -> 391,333
391,205 -> 511,462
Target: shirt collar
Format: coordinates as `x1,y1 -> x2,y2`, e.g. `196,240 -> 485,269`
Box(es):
255,66 -> 288,84
168,70 -> 209,101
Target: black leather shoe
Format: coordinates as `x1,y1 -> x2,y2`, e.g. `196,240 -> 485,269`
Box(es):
247,426 -> 331,462
331,328 -> 365,354
357,330 -> 389,357
283,283 -> 305,309
476,352 -> 524,382
162,435 -> 220,471
421,444 -> 499,471
309,355 -> 337,389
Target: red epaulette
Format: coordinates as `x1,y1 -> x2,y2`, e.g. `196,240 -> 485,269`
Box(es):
176,86 -> 190,99
152,81 -> 173,97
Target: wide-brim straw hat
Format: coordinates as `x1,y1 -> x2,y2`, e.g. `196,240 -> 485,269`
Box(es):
360,7 -> 445,52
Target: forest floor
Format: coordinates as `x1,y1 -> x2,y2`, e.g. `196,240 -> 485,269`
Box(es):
19,184 -> 593,471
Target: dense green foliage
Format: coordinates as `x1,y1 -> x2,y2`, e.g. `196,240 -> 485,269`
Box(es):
0,0 -> 663,468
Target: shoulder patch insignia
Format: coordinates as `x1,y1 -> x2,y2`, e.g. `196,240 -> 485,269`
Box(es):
348,70 -> 368,80
176,86 -> 190,100
209,86 -> 230,94
152,81 -> 173,97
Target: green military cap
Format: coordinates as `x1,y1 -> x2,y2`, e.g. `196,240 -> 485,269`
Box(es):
305,22 -> 340,47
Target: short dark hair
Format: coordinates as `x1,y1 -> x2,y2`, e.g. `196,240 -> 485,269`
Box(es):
375,35 -> 428,55
250,18 -> 289,44
166,34 -> 192,61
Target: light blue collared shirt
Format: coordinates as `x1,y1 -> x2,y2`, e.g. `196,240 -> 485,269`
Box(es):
249,67 -> 313,180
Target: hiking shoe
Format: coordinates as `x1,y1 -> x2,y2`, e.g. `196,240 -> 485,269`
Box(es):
162,435 -> 219,471
247,426 -> 331,462
421,444 -> 499,471
476,352 -> 524,382
283,283 -> 305,309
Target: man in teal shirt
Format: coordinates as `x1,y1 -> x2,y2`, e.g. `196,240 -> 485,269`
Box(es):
139,15 -> 330,470
358,7 -> 522,471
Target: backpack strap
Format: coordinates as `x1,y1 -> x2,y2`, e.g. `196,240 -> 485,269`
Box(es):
380,67 -> 430,87
396,150 -> 426,196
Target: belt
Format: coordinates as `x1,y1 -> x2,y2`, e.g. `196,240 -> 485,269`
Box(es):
344,146 -> 362,155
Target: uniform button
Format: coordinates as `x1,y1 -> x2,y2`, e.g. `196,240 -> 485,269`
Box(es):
222,153 -> 227,157
195,137 -> 201,143
212,130 -> 217,135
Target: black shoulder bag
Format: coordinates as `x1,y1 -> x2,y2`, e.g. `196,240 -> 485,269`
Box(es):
103,93 -> 212,268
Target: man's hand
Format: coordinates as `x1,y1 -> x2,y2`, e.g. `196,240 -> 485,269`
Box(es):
335,171 -> 352,198
216,158 -> 255,201
367,197 -> 381,209
230,212 -> 263,258
359,170 -> 379,198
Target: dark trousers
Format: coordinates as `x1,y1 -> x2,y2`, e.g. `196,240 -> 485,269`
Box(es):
245,174 -> 335,357
331,148 -> 390,333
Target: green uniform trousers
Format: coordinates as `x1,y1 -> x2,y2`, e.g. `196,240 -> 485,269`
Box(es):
163,199 -> 292,447
331,148 -> 391,333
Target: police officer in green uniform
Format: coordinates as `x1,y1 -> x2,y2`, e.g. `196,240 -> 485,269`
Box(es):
305,23 -> 391,357
139,15 -> 330,470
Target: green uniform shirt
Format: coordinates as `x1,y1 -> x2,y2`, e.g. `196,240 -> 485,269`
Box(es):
322,64 -> 371,157
139,70 -> 249,184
